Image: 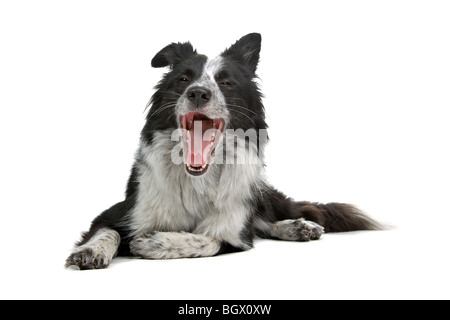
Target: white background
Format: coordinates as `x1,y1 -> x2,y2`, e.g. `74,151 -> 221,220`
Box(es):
1,0 -> 449,299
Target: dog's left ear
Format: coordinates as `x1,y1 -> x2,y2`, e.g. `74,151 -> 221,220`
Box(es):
222,33 -> 261,74
151,42 -> 197,68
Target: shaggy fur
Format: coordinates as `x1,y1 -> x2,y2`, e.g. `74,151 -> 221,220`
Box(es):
66,33 -> 380,270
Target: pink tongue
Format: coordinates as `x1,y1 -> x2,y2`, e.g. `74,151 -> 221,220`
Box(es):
186,121 -> 214,167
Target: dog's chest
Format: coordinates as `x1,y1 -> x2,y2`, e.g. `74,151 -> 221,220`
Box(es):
128,135 -> 264,238
128,153 -> 227,235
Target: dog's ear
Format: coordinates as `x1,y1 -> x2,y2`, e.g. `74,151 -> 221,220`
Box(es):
151,42 -> 197,68
222,33 -> 261,74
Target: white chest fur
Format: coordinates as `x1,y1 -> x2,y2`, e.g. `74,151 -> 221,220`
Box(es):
128,131 -> 265,248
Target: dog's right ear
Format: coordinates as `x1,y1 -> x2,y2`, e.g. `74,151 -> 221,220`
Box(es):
151,42 -> 197,68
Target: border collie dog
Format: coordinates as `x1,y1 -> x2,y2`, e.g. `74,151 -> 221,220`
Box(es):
66,33 -> 380,269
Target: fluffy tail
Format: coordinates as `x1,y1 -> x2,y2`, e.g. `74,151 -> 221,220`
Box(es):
259,187 -> 382,233
294,201 -> 381,232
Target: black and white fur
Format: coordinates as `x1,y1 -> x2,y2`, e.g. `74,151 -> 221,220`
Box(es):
66,33 -> 380,270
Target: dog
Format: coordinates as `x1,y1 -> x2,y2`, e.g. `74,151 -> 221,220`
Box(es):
65,33 -> 380,269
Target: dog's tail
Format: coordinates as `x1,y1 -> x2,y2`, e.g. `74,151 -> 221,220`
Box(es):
294,201 -> 382,232
260,187 -> 382,233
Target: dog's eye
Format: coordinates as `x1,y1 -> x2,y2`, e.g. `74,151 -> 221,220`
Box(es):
219,80 -> 232,87
179,76 -> 191,83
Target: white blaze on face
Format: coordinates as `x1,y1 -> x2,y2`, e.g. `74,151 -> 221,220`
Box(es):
197,56 -> 226,106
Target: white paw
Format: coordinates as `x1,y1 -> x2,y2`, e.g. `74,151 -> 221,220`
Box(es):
270,218 -> 324,241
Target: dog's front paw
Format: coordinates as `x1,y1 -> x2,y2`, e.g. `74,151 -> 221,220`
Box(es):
129,232 -> 164,259
130,231 -> 221,259
270,218 -> 324,241
130,231 -> 190,259
65,247 -> 110,270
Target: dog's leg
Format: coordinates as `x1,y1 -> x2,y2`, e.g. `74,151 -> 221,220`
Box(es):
130,231 -> 221,259
269,218 -> 324,241
65,227 -> 120,270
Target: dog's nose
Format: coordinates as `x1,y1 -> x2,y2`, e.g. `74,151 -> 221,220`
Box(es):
187,87 -> 211,108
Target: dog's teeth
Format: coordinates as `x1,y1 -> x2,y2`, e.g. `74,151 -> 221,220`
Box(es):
187,164 -> 207,172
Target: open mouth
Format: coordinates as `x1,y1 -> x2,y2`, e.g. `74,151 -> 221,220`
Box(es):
181,112 -> 224,176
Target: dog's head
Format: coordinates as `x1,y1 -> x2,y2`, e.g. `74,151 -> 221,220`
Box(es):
144,33 -> 267,176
